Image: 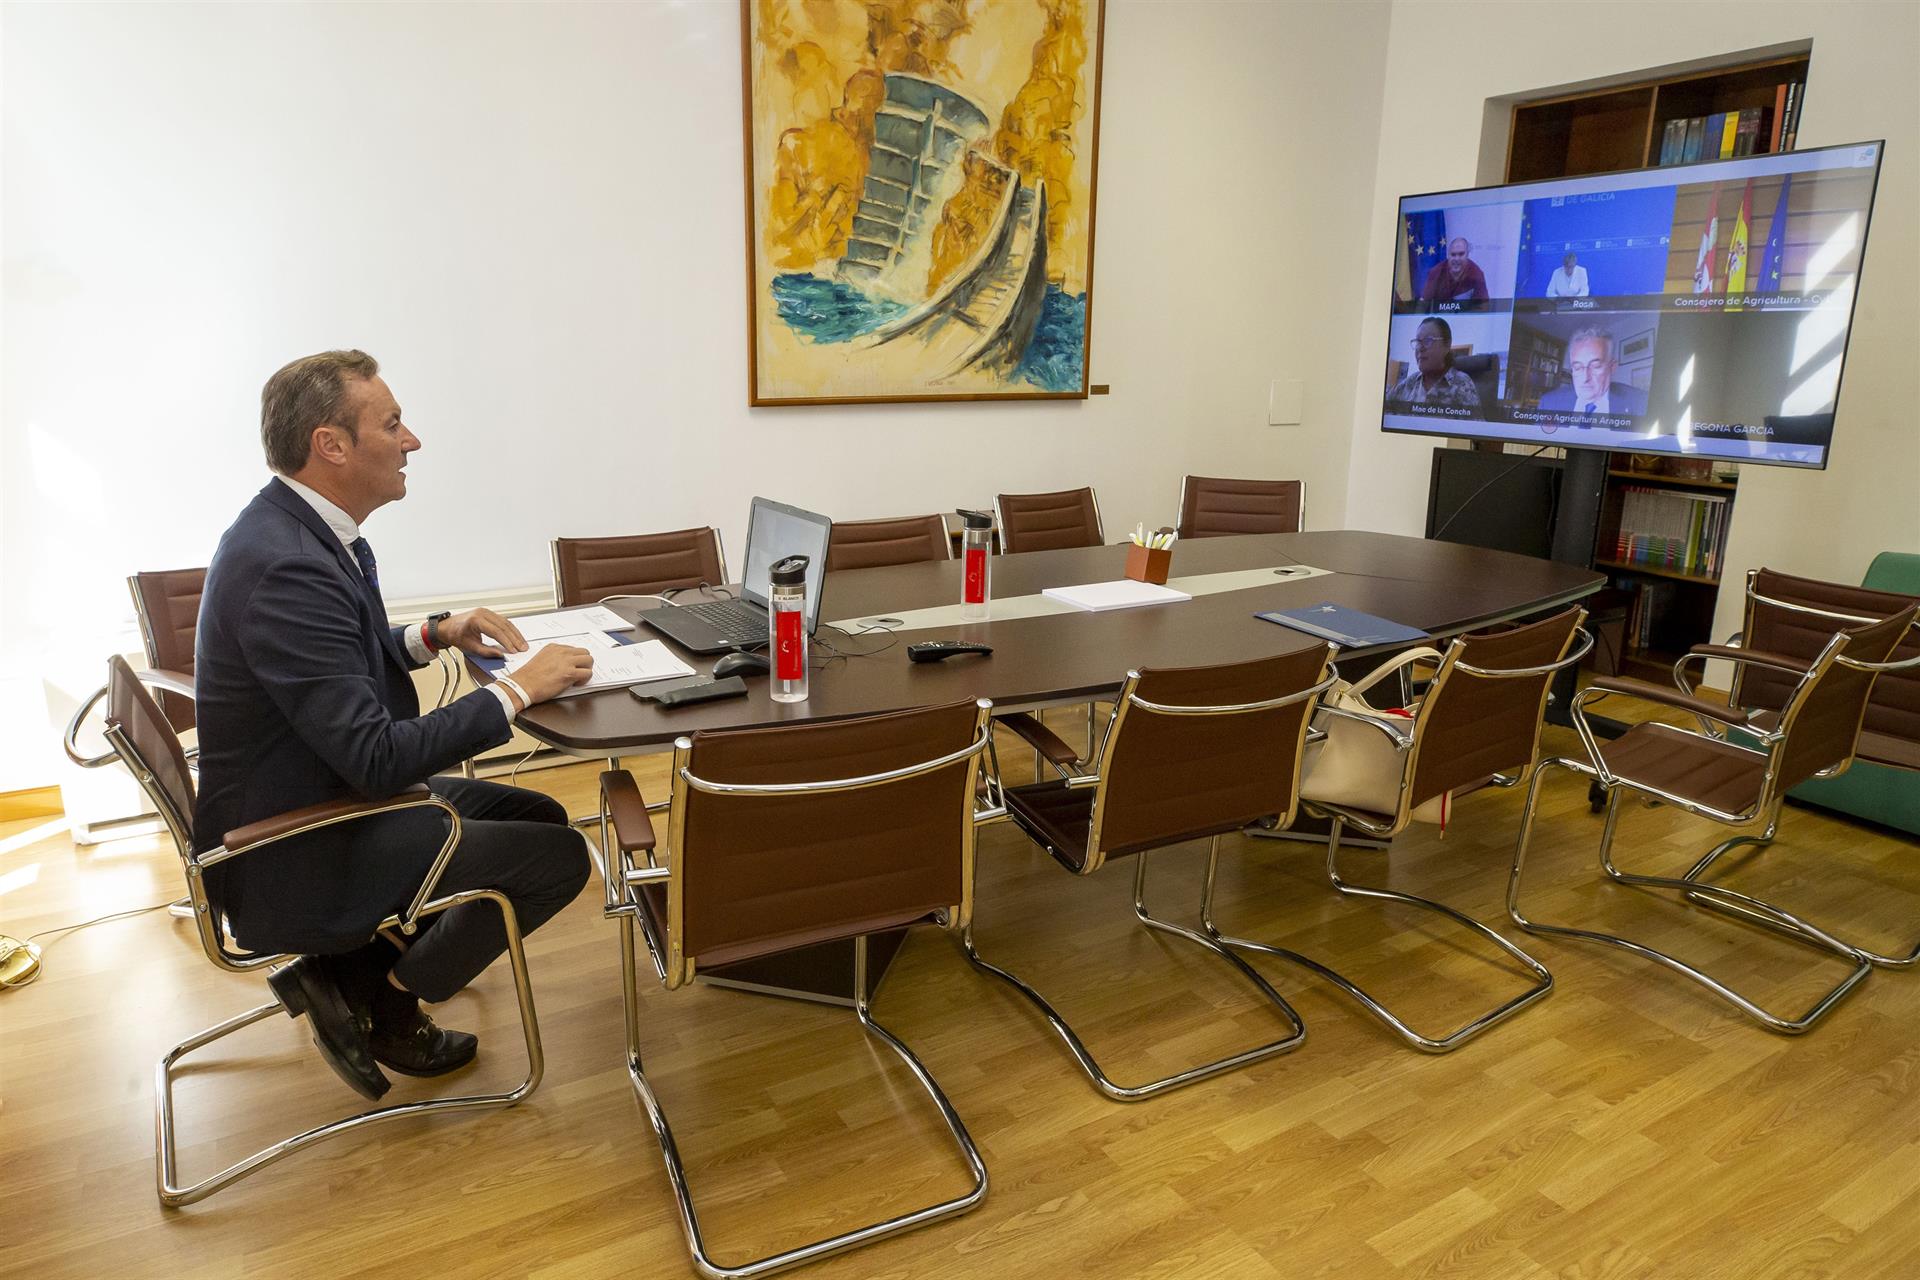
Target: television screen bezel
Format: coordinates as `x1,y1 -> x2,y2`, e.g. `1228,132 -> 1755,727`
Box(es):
1378,138 -> 1886,472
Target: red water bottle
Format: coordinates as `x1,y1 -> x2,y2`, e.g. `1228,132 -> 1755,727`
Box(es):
769,554 -> 809,704
958,508 -> 992,621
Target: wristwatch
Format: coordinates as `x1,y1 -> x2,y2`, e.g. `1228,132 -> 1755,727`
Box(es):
425,611 -> 452,650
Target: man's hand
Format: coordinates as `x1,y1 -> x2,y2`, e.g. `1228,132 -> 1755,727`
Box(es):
438,608 -> 527,657
509,645 -> 595,706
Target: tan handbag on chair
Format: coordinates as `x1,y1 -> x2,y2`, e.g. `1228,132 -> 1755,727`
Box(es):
1300,647 -> 1450,825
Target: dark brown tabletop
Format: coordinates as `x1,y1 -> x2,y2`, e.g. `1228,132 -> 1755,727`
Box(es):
504,530 -> 1603,754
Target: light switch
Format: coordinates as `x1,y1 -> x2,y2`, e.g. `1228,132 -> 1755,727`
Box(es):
1268,379 -> 1303,425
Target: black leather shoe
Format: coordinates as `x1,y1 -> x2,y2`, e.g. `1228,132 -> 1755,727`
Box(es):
370,1007 -> 479,1078
268,956 -> 392,1101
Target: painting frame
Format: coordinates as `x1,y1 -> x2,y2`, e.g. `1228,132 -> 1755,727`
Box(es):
739,0 -> 1106,406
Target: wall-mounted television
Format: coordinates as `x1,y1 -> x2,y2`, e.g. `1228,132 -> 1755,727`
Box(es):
1380,140 -> 1883,470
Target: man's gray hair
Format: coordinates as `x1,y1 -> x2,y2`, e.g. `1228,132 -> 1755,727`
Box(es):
1567,327 -> 1616,359
1448,237 -> 1470,252
260,350 -> 380,474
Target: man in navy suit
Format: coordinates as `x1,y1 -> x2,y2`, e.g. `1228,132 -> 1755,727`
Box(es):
1537,327 -> 1647,419
195,350 -> 594,1098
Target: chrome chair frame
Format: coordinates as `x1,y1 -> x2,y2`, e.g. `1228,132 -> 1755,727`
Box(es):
66,668 -> 201,917
1506,627 -> 1919,1034
1204,630 -> 1589,1053
964,668 -> 1334,1101
99,712 -> 546,1208
604,705 -> 994,1279
1669,585 -> 1920,968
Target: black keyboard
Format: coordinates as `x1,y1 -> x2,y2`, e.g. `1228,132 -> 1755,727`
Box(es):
681,598 -> 766,645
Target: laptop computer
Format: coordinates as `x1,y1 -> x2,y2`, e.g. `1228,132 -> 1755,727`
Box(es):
640,496 -> 832,655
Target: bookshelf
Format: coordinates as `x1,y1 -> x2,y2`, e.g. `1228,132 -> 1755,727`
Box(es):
1503,52 -> 1808,679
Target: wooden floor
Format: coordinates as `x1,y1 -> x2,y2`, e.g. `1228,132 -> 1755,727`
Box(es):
4,711 -> 1919,1279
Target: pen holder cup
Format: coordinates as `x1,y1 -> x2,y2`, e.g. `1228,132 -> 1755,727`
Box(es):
1125,543 -> 1172,586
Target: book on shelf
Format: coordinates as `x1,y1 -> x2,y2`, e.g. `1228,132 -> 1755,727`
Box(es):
1683,116 -> 1707,162
1614,577 -> 1678,653
1659,118 -> 1685,165
1658,85 -> 1804,166
1613,485 -> 1732,577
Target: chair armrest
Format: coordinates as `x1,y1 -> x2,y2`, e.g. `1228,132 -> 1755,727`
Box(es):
1584,676 -> 1758,731
142,668 -> 197,700
64,669 -> 198,768
1673,644 -> 1816,708
219,784 -> 437,856
997,712 -> 1081,767
1682,644 -> 1811,677
599,770 -> 658,855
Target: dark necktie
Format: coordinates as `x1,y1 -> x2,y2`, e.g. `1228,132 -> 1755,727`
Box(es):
1583,402 -> 1596,416
349,535 -> 382,602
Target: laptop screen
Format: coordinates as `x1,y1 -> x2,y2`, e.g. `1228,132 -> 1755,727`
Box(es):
741,497 -> 832,633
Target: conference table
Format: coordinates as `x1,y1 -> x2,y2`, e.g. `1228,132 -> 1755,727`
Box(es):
506,530 -> 1603,1000
515,530 -> 1603,752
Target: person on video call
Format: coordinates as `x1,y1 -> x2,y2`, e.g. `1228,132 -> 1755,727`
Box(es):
1387,316 -> 1482,410
194,350 -> 595,1101
1545,251 -> 1590,298
1420,237 -> 1490,305
1538,327 -> 1646,419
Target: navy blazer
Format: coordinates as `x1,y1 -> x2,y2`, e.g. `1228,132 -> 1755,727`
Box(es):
1538,381 -> 1647,416
193,478 -> 510,953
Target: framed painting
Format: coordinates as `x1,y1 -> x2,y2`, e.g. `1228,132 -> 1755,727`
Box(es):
741,0 -> 1105,405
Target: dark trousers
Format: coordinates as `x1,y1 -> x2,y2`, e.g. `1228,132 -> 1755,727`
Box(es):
368,776 -> 590,1003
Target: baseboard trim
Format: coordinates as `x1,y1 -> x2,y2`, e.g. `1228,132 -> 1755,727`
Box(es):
0,786 -> 64,822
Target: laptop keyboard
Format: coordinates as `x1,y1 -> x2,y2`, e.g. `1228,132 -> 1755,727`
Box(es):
681,598 -> 766,646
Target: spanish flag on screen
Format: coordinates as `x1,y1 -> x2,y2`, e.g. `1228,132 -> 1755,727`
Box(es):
1724,180 -> 1754,296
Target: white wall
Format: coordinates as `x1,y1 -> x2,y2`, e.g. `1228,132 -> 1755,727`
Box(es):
2,0 -> 1391,671
1345,1 -> 1920,643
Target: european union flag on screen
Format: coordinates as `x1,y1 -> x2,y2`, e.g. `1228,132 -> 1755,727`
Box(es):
1406,210 -> 1446,297
1515,204 -> 1535,295
1758,174 -> 1792,291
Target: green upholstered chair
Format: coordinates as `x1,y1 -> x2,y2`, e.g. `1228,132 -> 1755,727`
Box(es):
1779,553 -> 1920,834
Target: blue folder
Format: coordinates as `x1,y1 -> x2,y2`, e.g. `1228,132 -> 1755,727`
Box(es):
1255,602 -> 1428,648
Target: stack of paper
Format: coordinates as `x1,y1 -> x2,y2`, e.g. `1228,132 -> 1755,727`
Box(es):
476,608 -> 693,697
1040,580 -> 1193,613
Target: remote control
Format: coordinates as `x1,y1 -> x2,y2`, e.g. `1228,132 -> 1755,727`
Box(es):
906,641 -> 994,663
632,676 -> 749,706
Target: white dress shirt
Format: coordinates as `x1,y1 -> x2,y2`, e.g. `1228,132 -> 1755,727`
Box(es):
279,475 -> 516,721
1546,264 -> 1590,297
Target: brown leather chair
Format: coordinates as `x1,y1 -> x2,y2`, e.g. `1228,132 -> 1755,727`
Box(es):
65,567 -> 208,769
98,655 -> 546,1206
128,567 -> 206,731
1509,603 -> 1920,1034
994,486 -> 1102,554
977,647 -> 1333,1100
826,513 -> 953,571
549,526 -> 726,607
1212,607 -> 1586,1053
1175,475 -> 1305,539
1680,567 -> 1920,778
598,700 -> 993,1274
549,527 -> 727,833
1671,567 -> 1920,966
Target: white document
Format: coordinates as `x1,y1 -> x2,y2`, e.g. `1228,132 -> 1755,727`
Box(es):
496,633 -> 694,696
1040,580 -> 1193,613
507,606 -> 637,640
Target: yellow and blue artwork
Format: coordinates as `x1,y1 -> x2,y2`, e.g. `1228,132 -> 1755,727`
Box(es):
742,0 -> 1104,404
